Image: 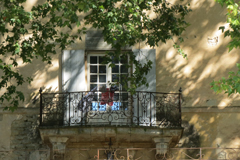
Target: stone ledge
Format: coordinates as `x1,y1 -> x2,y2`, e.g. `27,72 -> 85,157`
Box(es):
39,126 -> 183,149
0,107 -> 39,114
182,106 -> 240,113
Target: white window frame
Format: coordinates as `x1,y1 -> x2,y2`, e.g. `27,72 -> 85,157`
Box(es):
87,53 -> 110,91
87,53 -> 130,90
87,53 -> 130,111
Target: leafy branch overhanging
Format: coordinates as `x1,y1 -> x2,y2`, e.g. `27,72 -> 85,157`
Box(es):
0,0 -> 191,111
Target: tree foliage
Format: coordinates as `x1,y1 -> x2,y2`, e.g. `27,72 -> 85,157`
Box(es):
0,0 -> 191,111
211,0 -> 240,95
211,63 -> 240,96
216,0 -> 240,52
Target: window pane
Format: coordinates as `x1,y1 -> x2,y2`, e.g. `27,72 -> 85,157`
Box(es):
90,56 -> 97,64
90,84 -> 97,90
99,84 -> 106,91
122,93 -> 128,101
99,75 -> 106,82
93,93 -> 98,101
111,85 -> 119,91
90,75 -> 97,82
113,93 -> 119,101
121,65 -> 128,73
120,55 -> 128,64
90,66 -> 97,73
112,65 -> 119,73
99,56 -> 105,64
122,85 -> 127,91
99,66 -> 106,73
121,102 -> 128,110
112,74 -> 119,82
120,74 -> 127,83
112,56 -> 119,64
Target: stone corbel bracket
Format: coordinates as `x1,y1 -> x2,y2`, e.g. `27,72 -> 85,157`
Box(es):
152,137 -> 172,156
49,137 -> 69,160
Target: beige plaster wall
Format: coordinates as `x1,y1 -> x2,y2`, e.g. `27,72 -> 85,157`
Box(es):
0,1 -> 240,159
156,0 -> 240,108
180,107 -> 240,148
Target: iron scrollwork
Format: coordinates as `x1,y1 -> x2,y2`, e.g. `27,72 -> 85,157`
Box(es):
40,90 -> 182,128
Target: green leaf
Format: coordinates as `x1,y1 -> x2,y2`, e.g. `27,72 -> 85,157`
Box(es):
99,5 -> 104,9
213,85 -> 219,92
228,43 -> 234,52
78,3 -> 85,10
77,21 -> 81,27
237,85 -> 240,93
219,26 -> 225,32
237,63 -> 240,68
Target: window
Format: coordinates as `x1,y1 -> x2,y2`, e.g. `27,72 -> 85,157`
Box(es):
87,54 -> 129,111
62,49 -> 156,93
62,49 -> 156,125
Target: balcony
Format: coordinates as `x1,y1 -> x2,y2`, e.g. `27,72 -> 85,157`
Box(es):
38,89 -> 183,158
39,90 -> 182,128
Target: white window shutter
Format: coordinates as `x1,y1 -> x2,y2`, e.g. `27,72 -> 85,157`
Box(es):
132,49 -> 156,126
62,50 -> 86,92
133,49 -> 156,92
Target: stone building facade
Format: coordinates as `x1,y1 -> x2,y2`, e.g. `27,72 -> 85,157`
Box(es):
1,0 -> 240,160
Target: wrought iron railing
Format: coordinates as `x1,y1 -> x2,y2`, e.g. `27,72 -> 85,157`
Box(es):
2,147 -> 239,160
39,89 -> 182,127
91,147 -> 240,160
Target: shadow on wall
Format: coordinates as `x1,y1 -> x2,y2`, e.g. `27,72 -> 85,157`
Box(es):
30,86 -> 59,105
156,0 -> 240,107
179,120 -> 201,159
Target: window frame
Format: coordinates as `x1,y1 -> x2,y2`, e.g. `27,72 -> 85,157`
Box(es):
87,53 -> 110,91
86,51 -> 131,112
